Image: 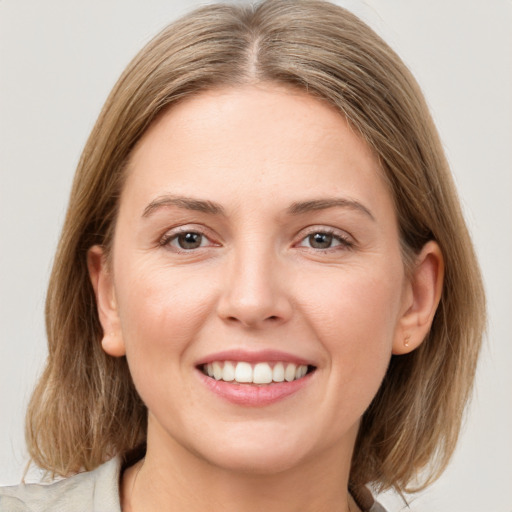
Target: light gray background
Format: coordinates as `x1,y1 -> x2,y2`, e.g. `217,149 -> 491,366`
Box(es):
1,1 -> 511,511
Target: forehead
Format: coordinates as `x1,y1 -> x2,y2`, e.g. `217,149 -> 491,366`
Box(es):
122,84 -> 392,217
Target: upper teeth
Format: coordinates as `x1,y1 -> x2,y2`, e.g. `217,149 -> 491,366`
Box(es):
203,361 -> 308,384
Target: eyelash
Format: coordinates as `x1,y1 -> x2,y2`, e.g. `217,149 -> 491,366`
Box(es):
159,226 -> 218,252
159,226 -> 354,253
295,227 -> 354,252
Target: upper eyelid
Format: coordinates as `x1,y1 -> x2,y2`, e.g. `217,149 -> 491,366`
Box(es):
295,225 -> 354,241
159,224 -> 219,245
161,223 -> 215,236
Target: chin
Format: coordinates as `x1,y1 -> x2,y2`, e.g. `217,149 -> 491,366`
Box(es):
188,422 -> 321,475
205,444 -> 307,475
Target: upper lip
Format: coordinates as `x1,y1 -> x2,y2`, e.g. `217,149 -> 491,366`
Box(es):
196,349 -> 315,367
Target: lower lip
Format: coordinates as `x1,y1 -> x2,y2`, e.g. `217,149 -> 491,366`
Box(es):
197,370 -> 313,406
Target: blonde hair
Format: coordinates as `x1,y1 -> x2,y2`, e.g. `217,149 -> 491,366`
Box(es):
26,0 -> 485,493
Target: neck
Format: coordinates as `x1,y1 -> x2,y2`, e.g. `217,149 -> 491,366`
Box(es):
121,422 -> 359,512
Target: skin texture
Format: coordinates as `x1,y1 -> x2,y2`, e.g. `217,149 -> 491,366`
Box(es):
88,84 -> 443,512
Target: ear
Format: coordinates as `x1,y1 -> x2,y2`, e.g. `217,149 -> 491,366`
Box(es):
87,245 -> 126,357
392,241 -> 444,355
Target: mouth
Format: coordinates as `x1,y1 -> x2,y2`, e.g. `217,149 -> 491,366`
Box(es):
199,361 -> 316,385
196,350 -> 317,406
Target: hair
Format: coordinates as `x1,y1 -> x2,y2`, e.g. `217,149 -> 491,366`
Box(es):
26,0 -> 485,494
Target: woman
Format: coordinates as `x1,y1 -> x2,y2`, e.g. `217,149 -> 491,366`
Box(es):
0,1 -> 485,511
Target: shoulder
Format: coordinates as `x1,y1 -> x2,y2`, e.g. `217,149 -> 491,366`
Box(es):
0,457 -> 122,512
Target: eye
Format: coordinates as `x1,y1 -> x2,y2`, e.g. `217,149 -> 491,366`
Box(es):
160,229 -> 215,251
307,233 -> 336,249
297,230 -> 353,250
174,232 -> 205,250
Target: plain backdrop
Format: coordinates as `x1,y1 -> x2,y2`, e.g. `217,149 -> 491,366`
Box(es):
0,1 -> 511,511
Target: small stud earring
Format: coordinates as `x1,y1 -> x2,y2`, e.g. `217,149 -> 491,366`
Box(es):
404,335 -> 411,348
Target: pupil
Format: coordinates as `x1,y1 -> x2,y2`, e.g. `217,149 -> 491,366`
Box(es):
178,232 -> 201,249
310,233 -> 332,249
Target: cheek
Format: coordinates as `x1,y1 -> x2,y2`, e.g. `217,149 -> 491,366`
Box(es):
113,260 -> 217,379
298,263 -> 404,410
301,261 -> 403,342
112,263 -> 222,429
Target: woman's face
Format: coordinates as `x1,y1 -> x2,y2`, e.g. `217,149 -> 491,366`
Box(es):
99,84 -> 412,473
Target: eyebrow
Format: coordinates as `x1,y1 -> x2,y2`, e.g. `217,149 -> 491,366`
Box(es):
142,195 -> 225,217
287,198 -> 375,220
142,194 -> 374,221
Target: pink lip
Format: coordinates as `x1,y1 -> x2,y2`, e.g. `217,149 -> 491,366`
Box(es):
197,349 -> 313,367
196,369 -> 314,407
195,349 -> 317,407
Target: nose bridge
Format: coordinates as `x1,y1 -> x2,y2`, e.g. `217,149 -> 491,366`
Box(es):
217,236 -> 292,328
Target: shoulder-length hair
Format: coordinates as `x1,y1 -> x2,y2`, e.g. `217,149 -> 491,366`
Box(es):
26,0 -> 485,493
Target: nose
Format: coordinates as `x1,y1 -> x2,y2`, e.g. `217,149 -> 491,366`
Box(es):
216,246 -> 293,329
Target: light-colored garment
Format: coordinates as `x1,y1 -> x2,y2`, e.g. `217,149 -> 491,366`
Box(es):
0,457 -> 121,512
369,500 -> 388,512
0,457 -> 387,512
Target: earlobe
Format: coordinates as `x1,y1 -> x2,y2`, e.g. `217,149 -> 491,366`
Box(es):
101,330 -> 126,358
393,241 -> 444,355
87,245 -> 126,357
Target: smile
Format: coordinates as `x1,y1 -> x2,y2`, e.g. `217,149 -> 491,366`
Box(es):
201,361 -> 312,384
196,350 -> 317,406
